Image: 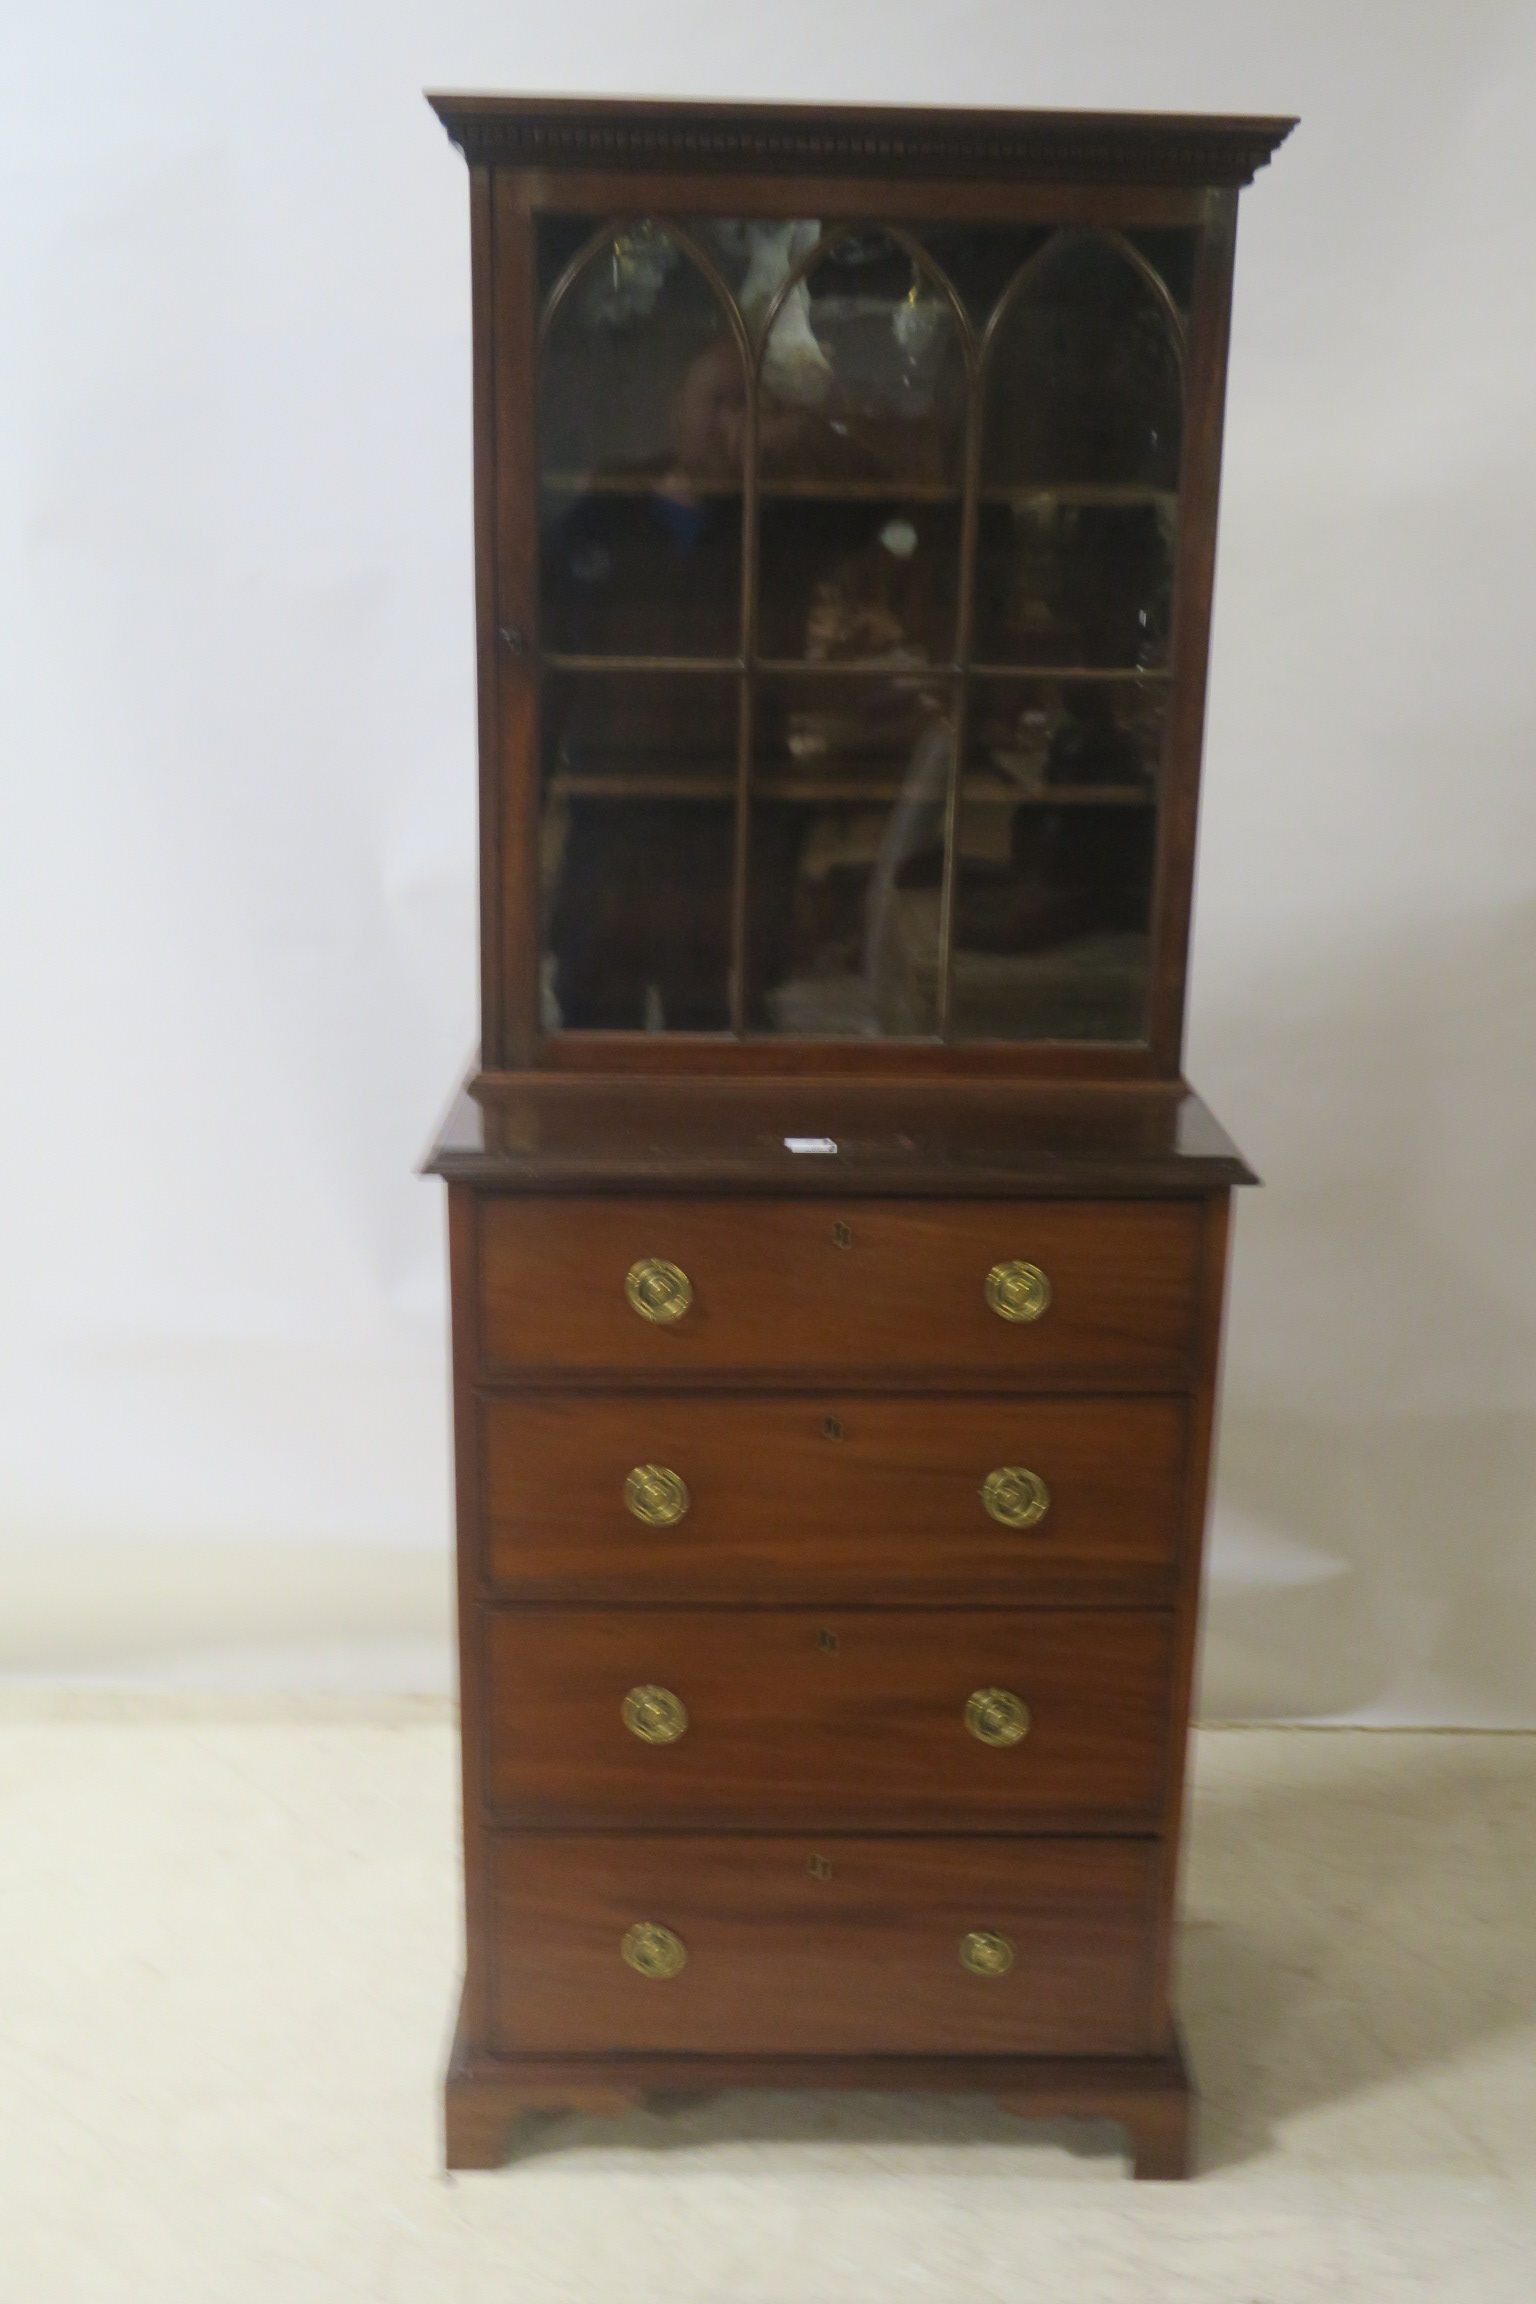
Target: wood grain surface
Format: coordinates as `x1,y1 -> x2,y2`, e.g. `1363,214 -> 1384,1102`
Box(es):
479,1391 -> 1188,1602
488,1832 -> 1157,2054
478,1196 -> 1203,1379
483,1605 -> 1173,1828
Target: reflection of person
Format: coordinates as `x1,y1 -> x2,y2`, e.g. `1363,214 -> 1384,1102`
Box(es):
542,330 -> 745,658
661,325 -> 829,491
661,333 -> 746,491
542,328 -> 750,1028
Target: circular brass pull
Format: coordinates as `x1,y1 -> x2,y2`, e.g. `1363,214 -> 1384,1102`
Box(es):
625,1258 -> 693,1324
985,1261 -> 1051,1324
622,1684 -> 688,1744
624,1464 -> 690,1527
621,1922 -> 687,1979
981,1466 -> 1051,1529
965,1687 -> 1031,1747
959,1930 -> 1015,1978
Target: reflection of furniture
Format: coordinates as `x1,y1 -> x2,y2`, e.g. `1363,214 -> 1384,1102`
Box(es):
425,95 -> 1291,2178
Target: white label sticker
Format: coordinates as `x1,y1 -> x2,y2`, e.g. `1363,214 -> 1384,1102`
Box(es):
784,1136 -> 838,1155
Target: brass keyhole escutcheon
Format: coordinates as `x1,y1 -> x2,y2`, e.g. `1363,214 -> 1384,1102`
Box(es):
981,1466 -> 1051,1530
621,1922 -> 687,1979
959,1930 -> 1015,1977
984,1261 -> 1051,1324
622,1685 -> 688,1744
832,1222 -> 853,1249
965,1687 -> 1031,1747
624,1464 -> 690,1527
816,1627 -> 840,1655
808,1854 -> 834,1881
625,1258 -> 693,1324
822,1415 -> 843,1442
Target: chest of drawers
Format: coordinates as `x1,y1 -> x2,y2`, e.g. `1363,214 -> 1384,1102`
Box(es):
423,92 -> 1285,2175
429,1087 -> 1248,2176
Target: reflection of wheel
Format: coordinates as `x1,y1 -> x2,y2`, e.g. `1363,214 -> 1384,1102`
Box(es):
863,717 -> 954,1032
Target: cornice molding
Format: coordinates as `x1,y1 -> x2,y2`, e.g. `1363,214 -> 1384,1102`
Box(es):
426,96 -> 1295,188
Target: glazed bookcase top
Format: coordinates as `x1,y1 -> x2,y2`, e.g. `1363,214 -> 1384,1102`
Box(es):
431,97 -> 1291,1079
427,95 -> 1295,187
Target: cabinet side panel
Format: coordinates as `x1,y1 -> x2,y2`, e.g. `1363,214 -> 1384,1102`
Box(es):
469,167 -> 505,1065
1148,190 -> 1239,1072
448,1184 -> 493,2045
490,174 -> 541,1065
1148,1185 -> 1232,2042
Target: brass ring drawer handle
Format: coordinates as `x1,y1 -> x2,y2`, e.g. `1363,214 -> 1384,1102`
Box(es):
981,1466 -> 1051,1529
959,1930 -> 1015,1977
985,1260 -> 1051,1323
624,1464 -> 691,1527
625,1258 -> 693,1324
965,1687 -> 1031,1746
622,1684 -> 689,1744
622,1922 -> 687,1979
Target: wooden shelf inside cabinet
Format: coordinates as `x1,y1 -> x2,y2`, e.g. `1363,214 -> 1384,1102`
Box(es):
542,473 -> 963,503
983,485 -> 1179,509
538,656 -> 1176,682
427,88 -> 1288,2175
548,773 -> 1157,806
540,475 -> 1175,509
966,665 -> 1174,684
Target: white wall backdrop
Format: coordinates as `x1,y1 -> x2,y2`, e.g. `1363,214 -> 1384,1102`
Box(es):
1,1 -> 1533,1715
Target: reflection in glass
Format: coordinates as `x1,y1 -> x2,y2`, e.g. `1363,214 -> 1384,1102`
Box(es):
747,677 -> 951,1037
750,230 -> 967,668
527,213 -> 1193,1047
973,495 -> 1176,668
539,222 -> 745,658
539,673 -> 737,1032
949,674 -> 1159,1042
982,231 -> 1183,490
974,232 -> 1182,674
911,224 -> 1055,329
758,498 -> 960,665
756,230 -> 969,490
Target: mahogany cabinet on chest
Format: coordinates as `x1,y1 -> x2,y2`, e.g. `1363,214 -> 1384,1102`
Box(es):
424,94 -> 1291,2177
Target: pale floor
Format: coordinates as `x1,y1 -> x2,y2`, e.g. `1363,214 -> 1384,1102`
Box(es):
3,1705 -> 1533,2303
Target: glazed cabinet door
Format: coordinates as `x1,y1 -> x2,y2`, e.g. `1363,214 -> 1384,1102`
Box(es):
488,191 -> 1236,1069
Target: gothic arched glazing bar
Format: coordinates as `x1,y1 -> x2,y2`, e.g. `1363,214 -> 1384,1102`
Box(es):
534,216 -> 758,1034
538,215 -> 755,374
750,223 -> 976,384
934,227 -> 1187,1041
746,227 -> 976,1039
976,226 -> 1187,382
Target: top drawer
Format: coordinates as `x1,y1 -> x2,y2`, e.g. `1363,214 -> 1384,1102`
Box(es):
478,1197 -> 1203,1381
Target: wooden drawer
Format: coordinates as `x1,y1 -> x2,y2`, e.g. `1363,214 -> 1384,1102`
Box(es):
478,1197 -> 1202,1381
489,1833 -> 1157,2055
483,1608 -> 1173,1830
481,1393 -> 1188,1603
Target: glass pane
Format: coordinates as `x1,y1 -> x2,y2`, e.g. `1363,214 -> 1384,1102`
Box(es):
755,229 -> 968,489
538,221 -> 744,658
1123,229 -> 1199,315
949,674 -> 1159,1042
982,231 -> 1183,490
973,494 -> 1177,669
750,229 -> 966,669
757,498 -> 960,666
975,232 -> 1182,673
746,675 -> 951,1037
912,223 -> 1054,328
539,672 -> 737,1032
